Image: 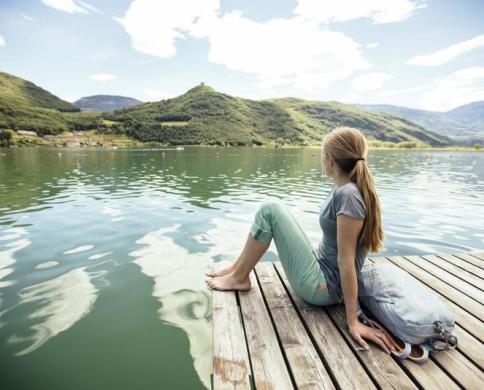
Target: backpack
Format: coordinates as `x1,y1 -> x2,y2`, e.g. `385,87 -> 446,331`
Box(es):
356,261 -> 458,350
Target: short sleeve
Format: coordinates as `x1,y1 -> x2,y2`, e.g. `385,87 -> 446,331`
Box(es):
333,187 -> 366,220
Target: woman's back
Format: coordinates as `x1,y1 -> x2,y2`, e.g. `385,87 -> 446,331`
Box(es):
317,181 -> 368,303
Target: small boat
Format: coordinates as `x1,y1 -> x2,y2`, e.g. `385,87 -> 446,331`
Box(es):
176,146 -> 184,151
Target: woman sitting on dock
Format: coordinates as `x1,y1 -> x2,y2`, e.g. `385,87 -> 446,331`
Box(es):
206,127 -> 394,354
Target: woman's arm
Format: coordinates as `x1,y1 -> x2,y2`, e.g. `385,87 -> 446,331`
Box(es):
336,214 -> 363,324
336,214 -> 393,353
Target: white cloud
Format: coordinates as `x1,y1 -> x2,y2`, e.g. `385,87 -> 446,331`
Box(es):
367,42 -> 379,48
351,72 -> 393,92
115,0 -> 219,58
0,35 -> 5,47
294,0 -> 426,24
115,0 -> 371,90
407,34 -> 484,66
207,12 -> 371,90
90,73 -> 116,82
144,88 -> 169,101
42,0 -> 100,14
418,67 -> 484,111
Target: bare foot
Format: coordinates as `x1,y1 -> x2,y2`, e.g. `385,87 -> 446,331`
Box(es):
205,262 -> 236,277
205,272 -> 251,291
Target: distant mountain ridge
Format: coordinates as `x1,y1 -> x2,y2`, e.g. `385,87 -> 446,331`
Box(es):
0,71 -> 468,146
107,83 -> 454,146
354,102 -> 484,143
74,95 -> 143,112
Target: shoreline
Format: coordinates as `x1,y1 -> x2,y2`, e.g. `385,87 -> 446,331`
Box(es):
2,144 -> 483,152
1,130 -> 482,151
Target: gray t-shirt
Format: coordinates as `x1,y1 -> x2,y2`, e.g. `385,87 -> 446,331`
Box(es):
317,181 -> 368,303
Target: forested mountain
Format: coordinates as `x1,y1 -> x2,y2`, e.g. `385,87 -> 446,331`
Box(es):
0,71 -> 458,146
107,84 -> 453,146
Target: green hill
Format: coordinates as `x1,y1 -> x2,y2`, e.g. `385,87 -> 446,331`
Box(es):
0,71 -> 101,135
0,72 -> 457,146
107,84 -> 454,146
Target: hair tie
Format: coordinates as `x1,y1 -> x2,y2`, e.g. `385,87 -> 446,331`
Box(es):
355,157 -> 365,161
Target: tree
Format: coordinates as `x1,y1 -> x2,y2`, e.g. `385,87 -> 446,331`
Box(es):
0,129 -> 13,147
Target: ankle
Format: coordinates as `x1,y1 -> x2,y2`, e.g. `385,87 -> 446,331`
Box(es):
231,270 -> 249,282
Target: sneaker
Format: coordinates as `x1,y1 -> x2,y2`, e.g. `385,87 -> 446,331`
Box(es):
407,343 -> 430,364
367,318 -> 411,359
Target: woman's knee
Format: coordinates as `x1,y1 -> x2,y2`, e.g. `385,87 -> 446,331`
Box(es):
260,200 -> 285,214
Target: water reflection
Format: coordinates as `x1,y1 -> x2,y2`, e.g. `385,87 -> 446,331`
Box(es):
0,228 -> 31,299
6,266 -> 99,356
0,147 -> 482,390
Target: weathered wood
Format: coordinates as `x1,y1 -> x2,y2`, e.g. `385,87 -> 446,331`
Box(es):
422,254 -> 484,288
434,253 -> 484,280
212,251 -> 484,390
451,252 -> 484,269
402,255 -> 484,303
212,290 -> 252,389
238,270 -> 294,389
273,262 -> 377,389
379,256 -> 484,321
325,304 -> 417,389
399,358 -> 460,390
430,347 -> 484,389
451,325 -> 484,369
469,251 -> 484,261
255,262 -> 335,389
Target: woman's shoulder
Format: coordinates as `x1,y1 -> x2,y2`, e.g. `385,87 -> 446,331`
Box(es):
334,181 -> 362,198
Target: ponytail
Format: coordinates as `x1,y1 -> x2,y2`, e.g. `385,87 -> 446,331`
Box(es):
349,159 -> 384,252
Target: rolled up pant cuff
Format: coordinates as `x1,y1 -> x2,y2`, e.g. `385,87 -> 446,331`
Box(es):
250,221 -> 272,246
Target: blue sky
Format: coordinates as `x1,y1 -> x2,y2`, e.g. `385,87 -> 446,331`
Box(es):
0,0 -> 483,111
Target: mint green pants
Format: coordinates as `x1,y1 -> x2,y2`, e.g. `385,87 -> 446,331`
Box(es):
250,200 -> 336,306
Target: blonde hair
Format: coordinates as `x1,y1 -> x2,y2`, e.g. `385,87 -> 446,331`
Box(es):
322,127 -> 384,252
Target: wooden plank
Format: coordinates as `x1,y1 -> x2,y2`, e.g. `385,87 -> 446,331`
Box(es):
433,253 -> 484,280
423,254 -> 484,288
212,290 -> 252,389
451,252 -> 484,270
430,348 -> 484,389
329,260 -> 462,390
403,255 -> 484,304
325,304 -> 417,389
238,270 -> 294,389
398,358 -> 459,390
254,262 -> 335,389
368,257 -> 484,341
468,251 -> 484,261
377,256 -> 484,322
273,262 -> 377,389
452,325 -> 484,369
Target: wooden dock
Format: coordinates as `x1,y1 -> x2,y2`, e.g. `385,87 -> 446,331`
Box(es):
211,251 -> 484,389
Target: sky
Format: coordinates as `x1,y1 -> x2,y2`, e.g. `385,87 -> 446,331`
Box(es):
0,0 -> 483,111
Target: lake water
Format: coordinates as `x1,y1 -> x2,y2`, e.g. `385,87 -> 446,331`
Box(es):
0,147 -> 483,389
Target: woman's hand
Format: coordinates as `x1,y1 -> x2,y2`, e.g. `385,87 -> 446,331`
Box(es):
348,319 -> 394,354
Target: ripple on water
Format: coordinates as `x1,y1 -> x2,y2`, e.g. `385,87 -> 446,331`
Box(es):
63,245 -> 94,255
